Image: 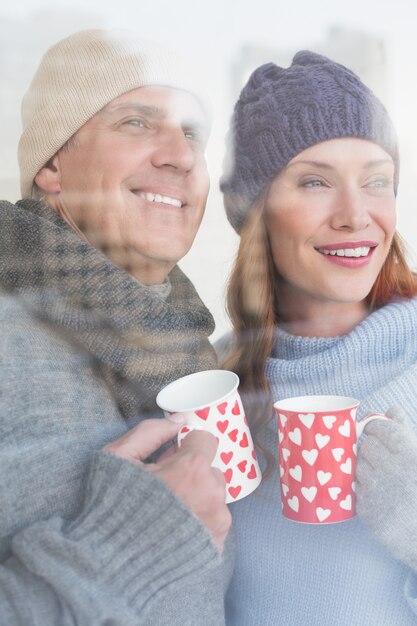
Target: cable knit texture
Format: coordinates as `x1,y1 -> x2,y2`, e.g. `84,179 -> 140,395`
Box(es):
222,298 -> 417,625
0,199 -> 231,624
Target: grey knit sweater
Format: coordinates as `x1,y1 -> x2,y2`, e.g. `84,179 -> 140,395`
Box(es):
0,200 -> 231,625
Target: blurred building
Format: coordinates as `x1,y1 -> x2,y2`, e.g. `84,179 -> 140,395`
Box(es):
0,10 -> 104,200
229,26 -> 390,107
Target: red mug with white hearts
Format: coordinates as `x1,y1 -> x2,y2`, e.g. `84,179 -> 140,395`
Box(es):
156,370 -> 261,503
274,395 -> 388,524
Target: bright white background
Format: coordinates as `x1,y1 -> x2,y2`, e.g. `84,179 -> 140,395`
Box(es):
2,0 -> 417,339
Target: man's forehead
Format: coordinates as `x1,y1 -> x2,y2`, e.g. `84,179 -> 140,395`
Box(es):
101,86 -> 208,124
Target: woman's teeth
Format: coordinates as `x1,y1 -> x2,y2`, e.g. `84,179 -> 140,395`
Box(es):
318,246 -> 371,258
143,192 -> 182,207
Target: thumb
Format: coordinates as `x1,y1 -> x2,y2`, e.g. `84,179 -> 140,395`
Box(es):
103,417 -> 185,464
179,429 -> 219,463
386,405 -> 408,424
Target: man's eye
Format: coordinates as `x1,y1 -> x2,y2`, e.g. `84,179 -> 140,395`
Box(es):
124,118 -> 146,127
184,128 -> 206,145
184,128 -> 201,141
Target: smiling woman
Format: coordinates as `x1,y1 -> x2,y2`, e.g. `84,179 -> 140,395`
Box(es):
264,137 -> 397,335
218,50 -> 417,626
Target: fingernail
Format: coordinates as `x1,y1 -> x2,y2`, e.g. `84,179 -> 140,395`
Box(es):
166,412 -> 186,425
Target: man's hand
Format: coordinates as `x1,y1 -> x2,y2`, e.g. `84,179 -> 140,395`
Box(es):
103,418 -> 231,552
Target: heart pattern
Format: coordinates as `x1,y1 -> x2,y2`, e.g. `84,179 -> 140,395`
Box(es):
328,487 -> 341,500
282,448 -> 291,462
323,415 -> 337,429
216,420 -> 229,434
195,407 -> 210,420
217,402 -> 228,415
276,405 -> 359,523
316,507 -> 331,522
228,429 -> 238,442
237,460 -> 247,473
289,428 -> 302,446
301,449 -> 318,466
288,496 -> 299,512
180,391 -> 261,504
228,485 -> 242,500
298,413 -> 315,429
224,468 -> 233,483
301,486 -> 317,502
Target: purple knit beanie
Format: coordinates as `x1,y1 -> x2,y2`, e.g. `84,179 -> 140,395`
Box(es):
220,50 -> 399,233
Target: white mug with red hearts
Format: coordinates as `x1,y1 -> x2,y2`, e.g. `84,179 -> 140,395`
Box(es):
274,395 -> 389,524
156,369 -> 261,503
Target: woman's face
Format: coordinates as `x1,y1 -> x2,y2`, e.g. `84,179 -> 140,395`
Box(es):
264,138 -> 396,315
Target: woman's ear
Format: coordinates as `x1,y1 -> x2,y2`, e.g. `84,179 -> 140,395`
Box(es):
34,154 -> 62,194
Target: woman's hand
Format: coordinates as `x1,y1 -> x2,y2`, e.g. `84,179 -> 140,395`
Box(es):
356,406 -> 417,571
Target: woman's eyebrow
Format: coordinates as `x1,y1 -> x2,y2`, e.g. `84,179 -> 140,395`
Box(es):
285,160 -> 334,171
362,159 -> 394,169
286,158 -> 393,171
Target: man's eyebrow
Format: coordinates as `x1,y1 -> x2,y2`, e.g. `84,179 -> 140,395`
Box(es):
100,103 -> 165,118
98,102 -> 208,131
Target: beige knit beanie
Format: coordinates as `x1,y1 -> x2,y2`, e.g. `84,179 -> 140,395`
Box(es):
18,28 -> 211,198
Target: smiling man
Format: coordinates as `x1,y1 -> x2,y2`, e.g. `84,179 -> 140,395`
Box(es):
0,29 -> 230,625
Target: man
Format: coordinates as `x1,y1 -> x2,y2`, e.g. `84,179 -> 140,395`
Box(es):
0,29 -> 231,625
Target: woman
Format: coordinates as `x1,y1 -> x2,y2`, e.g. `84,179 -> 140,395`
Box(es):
219,51 -> 417,625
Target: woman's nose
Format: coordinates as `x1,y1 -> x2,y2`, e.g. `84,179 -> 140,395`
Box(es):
330,188 -> 371,231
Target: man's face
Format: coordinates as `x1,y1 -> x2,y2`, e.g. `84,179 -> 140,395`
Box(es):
39,86 -> 210,284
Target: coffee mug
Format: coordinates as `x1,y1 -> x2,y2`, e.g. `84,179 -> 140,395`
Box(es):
156,369 -> 262,503
273,395 -> 388,524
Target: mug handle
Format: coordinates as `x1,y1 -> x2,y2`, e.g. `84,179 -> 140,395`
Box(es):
177,424 -> 210,448
177,424 -> 194,447
356,413 -> 390,437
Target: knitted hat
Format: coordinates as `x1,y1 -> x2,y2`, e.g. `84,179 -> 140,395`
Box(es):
19,29 -> 211,198
220,50 -> 399,232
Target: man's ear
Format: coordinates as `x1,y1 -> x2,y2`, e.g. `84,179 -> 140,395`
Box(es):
34,154 -> 62,194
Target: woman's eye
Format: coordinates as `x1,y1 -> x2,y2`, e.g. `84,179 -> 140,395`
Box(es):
300,178 -> 325,188
366,176 -> 390,188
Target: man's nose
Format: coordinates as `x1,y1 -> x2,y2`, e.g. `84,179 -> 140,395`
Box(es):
151,128 -> 196,172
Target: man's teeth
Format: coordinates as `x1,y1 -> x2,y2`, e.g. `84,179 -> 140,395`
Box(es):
319,246 -> 371,258
144,192 -> 182,208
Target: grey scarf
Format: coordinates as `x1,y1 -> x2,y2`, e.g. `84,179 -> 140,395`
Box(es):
0,199 -> 216,418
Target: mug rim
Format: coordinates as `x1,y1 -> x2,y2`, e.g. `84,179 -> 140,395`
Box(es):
274,394 -> 360,413
156,369 -> 239,413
